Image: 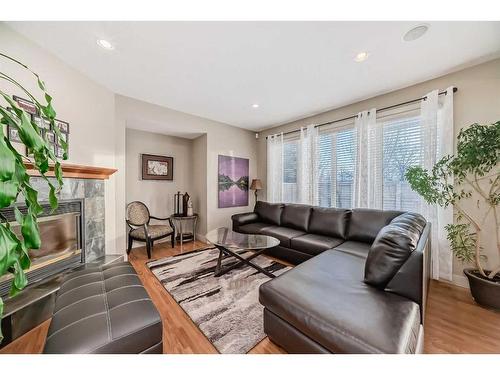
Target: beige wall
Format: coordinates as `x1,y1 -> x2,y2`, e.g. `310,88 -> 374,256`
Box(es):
0,23 -> 122,255
125,128 -> 194,246
116,95 -> 258,238
257,58 -> 500,285
192,134 -> 208,236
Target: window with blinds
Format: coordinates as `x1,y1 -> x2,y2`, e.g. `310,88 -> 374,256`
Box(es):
318,127 -> 357,208
381,115 -> 422,211
283,139 -> 298,203
275,109 -> 424,210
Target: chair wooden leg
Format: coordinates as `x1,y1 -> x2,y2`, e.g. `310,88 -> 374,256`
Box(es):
146,239 -> 152,259
127,235 -> 133,255
171,233 -> 175,248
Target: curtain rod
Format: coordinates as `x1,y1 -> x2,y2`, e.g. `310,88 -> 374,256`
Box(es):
265,87 -> 458,139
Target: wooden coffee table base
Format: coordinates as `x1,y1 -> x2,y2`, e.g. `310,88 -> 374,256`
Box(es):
213,245 -> 276,278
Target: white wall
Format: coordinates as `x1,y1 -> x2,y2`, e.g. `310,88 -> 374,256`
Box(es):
116,95 -> 258,236
192,134 -> 208,236
257,58 -> 500,286
0,23 -> 122,255
125,128 -> 194,245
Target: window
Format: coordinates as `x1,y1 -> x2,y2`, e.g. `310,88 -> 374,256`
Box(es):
269,107 -> 427,211
317,128 -> 356,208
381,115 -> 423,211
335,129 -> 356,208
283,140 -> 298,203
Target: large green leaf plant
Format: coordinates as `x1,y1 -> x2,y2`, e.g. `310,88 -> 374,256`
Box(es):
0,53 -> 67,341
405,121 -> 500,280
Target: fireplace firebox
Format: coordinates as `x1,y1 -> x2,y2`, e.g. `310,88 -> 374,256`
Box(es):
0,199 -> 84,297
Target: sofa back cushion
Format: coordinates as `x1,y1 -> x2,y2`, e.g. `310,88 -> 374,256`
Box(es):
308,207 -> 351,239
364,212 -> 427,289
254,201 -> 284,225
281,204 -> 312,231
347,209 -> 403,243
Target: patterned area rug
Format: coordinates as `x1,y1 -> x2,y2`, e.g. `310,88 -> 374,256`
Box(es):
147,247 -> 289,354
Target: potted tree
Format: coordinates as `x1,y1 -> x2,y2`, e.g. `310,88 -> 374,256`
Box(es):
0,53 -> 67,341
406,121 -> 500,310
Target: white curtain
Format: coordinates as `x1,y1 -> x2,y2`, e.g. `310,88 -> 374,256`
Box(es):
353,108 -> 382,208
266,133 -> 284,203
297,124 -> 319,205
420,87 -> 454,280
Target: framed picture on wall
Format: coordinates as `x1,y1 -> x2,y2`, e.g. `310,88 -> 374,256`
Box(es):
54,119 -> 70,133
44,130 -> 56,144
141,154 -> 174,180
57,132 -> 68,145
32,114 -> 51,130
7,125 -> 22,143
218,155 -> 249,208
55,145 -> 65,159
13,95 -> 37,115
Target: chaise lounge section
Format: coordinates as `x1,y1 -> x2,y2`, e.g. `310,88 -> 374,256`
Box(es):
232,201 -> 430,354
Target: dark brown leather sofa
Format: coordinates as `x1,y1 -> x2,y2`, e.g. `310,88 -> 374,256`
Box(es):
231,201 -> 430,354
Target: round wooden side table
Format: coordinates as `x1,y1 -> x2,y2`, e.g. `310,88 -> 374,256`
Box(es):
170,214 -> 198,249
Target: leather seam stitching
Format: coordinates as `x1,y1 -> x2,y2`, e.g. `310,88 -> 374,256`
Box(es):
46,311 -> 107,341
101,273 -> 112,341
57,280 -> 103,298
54,285 -> 143,315
86,319 -> 161,353
53,294 -> 103,316
61,265 -> 133,285
108,298 -> 152,312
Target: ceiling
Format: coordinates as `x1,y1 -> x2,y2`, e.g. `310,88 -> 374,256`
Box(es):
6,21 -> 500,131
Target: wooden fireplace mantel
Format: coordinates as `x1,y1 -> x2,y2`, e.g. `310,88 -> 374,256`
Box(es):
24,161 -> 118,180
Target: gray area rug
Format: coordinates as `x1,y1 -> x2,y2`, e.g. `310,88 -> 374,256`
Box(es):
147,247 -> 289,353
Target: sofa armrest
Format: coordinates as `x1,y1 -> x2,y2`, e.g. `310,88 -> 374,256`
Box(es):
231,212 -> 259,228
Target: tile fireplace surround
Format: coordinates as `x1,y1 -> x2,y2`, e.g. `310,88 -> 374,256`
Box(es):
24,177 -> 106,262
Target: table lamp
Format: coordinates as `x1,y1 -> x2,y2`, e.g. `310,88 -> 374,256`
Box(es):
250,179 -> 262,201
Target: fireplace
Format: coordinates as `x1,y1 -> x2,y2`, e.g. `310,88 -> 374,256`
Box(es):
0,199 -> 84,297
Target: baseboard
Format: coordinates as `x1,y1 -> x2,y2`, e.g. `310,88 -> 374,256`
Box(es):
435,274 -> 469,289
196,233 -> 207,243
450,274 -> 470,289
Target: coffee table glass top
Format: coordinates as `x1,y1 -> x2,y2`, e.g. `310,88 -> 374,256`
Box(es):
206,227 -> 279,250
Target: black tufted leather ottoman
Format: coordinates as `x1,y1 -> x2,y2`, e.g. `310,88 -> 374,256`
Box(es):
43,262 -> 163,353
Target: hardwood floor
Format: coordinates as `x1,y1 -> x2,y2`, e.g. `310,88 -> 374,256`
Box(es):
1,240 -> 499,354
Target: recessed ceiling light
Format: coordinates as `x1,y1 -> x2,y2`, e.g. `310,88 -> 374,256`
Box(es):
354,52 -> 369,62
252,104 -> 259,108
96,39 -> 114,50
403,24 -> 429,42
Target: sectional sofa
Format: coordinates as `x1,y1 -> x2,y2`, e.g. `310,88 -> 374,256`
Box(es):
232,201 -> 430,354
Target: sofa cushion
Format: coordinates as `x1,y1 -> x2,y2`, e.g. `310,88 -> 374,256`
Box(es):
308,207 -> 351,239
280,204 -> 313,231
259,250 -> 421,353
347,209 -> 403,243
333,241 -> 371,259
254,201 -> 284,225
364,212 -> 427,289
290,234 -> 344,256
264,245 -> 313,265
238,222 -> 277,234
260,226 -> 306,248
232,212 -> 259,226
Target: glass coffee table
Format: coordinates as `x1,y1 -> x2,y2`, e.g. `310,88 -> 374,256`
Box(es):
205,227 -> 280,278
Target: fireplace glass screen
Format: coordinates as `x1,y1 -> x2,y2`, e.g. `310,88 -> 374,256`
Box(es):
0,200 -> 83,296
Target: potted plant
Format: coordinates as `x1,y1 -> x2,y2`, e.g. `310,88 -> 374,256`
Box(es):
0,53 -> 67,341
406,121 -> 500,310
